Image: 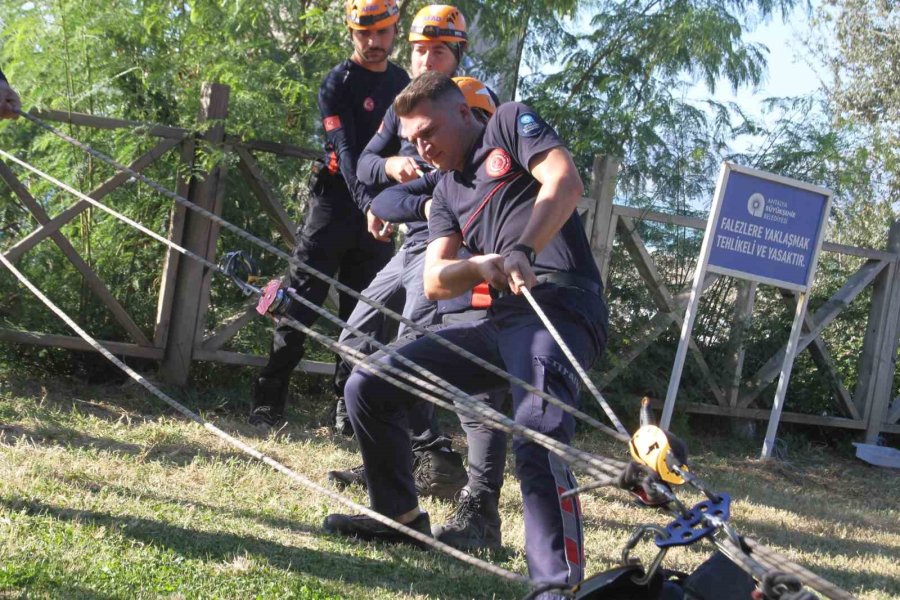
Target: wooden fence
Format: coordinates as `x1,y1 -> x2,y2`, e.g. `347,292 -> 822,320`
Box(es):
0,83 -> 334,384
1,85 -> 898,442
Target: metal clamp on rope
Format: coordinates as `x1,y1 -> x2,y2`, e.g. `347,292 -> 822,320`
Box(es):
256,279 -> 294,317
655,492 -> 731,548
219,250 -> 261,296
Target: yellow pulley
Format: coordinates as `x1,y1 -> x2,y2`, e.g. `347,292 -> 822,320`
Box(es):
628,424 -> 687,485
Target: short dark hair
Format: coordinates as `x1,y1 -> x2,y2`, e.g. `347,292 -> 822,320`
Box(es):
394,71 -> 466,117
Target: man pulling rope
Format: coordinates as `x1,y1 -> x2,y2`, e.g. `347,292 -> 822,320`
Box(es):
326,72 -> 609,598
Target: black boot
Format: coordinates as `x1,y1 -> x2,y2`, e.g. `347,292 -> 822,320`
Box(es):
248,377 -> 288,429
413,449 -> 467,500
432,486 -> 502,550
333,396 -> 354,437
324,510 -> 432,549
327,463 -> 367,489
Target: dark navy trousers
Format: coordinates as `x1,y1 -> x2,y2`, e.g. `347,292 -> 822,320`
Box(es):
344,284 -> 608,593
333,242 -> 445,451
441,309 -> 509,496
259,178 -> 394,388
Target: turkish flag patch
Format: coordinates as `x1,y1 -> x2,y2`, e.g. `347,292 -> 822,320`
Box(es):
485,148 -> 512,178
323,115 -> 342,132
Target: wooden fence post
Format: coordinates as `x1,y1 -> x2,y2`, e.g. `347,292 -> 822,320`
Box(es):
585,155 -> 619,287
159,83 -> 230,385
861,220 -> 900,442
725,280 -> 757,436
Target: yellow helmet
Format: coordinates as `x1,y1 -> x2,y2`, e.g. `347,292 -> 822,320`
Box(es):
345,0 -> 400,31
409,5 -> 467,45
452,77 -> 496,117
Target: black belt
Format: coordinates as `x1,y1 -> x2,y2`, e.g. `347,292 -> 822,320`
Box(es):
489,271 -> 602,300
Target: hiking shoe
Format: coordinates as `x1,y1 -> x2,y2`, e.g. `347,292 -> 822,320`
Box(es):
248,377 -> 287,429
414,449 -> 467,500
334,397 -> 354,437
248,405 -> 283,429
323,511 -> 432,549
327,464 -> 367,489
432,486 -> 502,551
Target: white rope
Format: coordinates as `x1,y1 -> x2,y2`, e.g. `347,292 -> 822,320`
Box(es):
15,110 -> 629,442
521,286 -> 628,435
0,250 -> 533,587
0,147 -> 626,479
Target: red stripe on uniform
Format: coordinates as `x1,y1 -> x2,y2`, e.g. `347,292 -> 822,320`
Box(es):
460,172 -> 523,238
564,537 -> 582,566
471,282 -> 492,309
558,486 -> 575,514
327,151 -> 339,174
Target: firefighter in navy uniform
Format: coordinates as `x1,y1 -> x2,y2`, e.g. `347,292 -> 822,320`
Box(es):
0,68 -> 21,120
325,72 -> 608,599
331,4 -> 480,436
248,0 -> 410,428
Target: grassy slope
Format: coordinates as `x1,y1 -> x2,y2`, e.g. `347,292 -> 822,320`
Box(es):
0,375 -> 897,600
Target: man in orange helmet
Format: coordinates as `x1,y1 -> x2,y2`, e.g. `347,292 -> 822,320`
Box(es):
248,1 -> 410,429
328,7 -> 508,547
332,5 -> 478,439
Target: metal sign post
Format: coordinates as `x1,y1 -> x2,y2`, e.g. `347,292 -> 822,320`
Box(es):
660,163 -> 832,459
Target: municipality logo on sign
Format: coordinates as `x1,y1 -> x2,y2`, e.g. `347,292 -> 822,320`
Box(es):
747,193 -> 765,218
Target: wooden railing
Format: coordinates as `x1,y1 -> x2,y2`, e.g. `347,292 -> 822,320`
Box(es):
0,83 -> 333,385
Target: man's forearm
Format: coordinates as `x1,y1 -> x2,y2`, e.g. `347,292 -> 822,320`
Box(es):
424,258 -> 484,300
517,175 -> 582,252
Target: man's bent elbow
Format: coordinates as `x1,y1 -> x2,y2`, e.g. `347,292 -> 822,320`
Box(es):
566,171 -> 585,202
423,271 -> 442,301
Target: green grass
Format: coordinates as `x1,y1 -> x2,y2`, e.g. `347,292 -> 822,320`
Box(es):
0,374 -> 898,599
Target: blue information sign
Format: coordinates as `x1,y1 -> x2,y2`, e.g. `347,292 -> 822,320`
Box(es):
706,166 -> 831,291
662,163 -> 832,452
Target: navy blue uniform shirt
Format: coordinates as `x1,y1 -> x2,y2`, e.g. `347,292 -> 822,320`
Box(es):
369,169 -> 443,246
428,102 -> 601,284
358,87 -> 500,189
318,60 -> 410,212
357,105 -> 432,189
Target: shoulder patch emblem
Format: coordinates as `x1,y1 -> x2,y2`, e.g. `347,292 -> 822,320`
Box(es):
517,112 -> 543,137
323,115 -> 342,132
485,148 -> 512,178
363,97 -> 375,112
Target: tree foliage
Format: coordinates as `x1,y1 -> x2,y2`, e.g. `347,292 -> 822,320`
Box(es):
0,0 -> 897,415
821,0 -> 900,138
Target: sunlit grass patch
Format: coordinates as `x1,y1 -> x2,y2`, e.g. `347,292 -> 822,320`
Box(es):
1,375 -> 897,599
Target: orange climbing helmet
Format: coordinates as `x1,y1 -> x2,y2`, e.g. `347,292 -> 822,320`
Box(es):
345,0 -> 400,31
453,77 -> 496,117
408,5 -> 468,45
